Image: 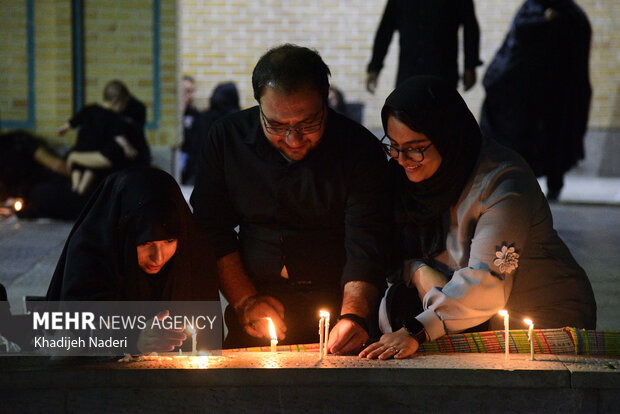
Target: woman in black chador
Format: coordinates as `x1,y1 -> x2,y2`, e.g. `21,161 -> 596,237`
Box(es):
46,167 -> 221,353
46,167 -> 218,302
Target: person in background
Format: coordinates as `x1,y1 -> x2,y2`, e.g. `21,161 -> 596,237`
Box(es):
366,0 -> 482,94
180,75 -> 201,184
121,88 -> 147,130
328,86 -> 348,116
360,76 -> 595,360
480,0 -> 592,201
191,44 -> 391,352
0,130 -> 69,204
20,81 -> 150,220
58,80 -> 148,195
182,82 -> 240,185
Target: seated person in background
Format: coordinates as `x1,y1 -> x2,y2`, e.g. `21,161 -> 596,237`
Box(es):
46,167 -> 220,353
58,79 -> 151,195
182,81 -> 240,185
360,76 -> 596,360
19,81 -> 151,220
0,130 -> 69,203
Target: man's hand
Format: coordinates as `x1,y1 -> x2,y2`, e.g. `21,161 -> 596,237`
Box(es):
358,328 -> 419,360
463,68 -> 477,91
328,280 -> 378,354
327,318 -> 369,355
366,71 -> 379,94
237,295 -> 287,340
136,310 -> 187,353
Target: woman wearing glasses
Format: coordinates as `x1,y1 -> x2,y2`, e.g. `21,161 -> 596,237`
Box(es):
360,76 -> 596,360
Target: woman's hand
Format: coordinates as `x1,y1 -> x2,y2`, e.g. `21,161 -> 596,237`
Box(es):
57,122 -> 71,136
137,310 -> 187,353
358,328 -> 419,360
412,264 -> 449,303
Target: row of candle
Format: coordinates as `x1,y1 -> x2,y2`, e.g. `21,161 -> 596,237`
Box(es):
499,310 -> 535,360
183,310 -> 535,360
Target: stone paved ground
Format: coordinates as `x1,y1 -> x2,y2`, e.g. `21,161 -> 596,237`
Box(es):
1,183 -> 620,329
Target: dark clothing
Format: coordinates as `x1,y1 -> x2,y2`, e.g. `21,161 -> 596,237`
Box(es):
182,82 -> 240,185
121,95 -> 147,129
0,130 -> 58,199
20,105 -> 151,221
69,104 -> 127,160
480,0 -> 591,185
190,107 -> 391,346
368,0 -> 482,87
26,176 -> 86,221
181,106 -> 201,154
70,104 -> 151,170
47,167 -> 219,302
180,105 -> 201,185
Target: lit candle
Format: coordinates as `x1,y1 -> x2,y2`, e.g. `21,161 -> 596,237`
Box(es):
524,318 -> 534,360
319,310 -> 330,359
318,312 -> 326,359
499,310 -> 509,359
323,311 -> 330,357
187,324 -> 197,356
267,317 -> 278,352
13,199 -> 23,212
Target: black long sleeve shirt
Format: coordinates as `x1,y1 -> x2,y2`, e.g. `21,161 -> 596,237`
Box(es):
190,107 -> 391,292
368,0 -> 483,87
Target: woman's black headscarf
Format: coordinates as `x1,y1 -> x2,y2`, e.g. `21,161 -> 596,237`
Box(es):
382,76 -> 482,261
46,167 -> 219,301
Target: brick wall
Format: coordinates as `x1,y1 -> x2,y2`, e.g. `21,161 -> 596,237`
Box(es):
0,0 -> 178,147
181,0 -> 620,131
0,2 -> 31,123
82,0 -> 178,146
35,0 -> 73,144
1,1 -> 616,149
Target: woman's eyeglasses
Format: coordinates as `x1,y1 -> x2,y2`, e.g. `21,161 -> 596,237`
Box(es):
381,135 -> 434,162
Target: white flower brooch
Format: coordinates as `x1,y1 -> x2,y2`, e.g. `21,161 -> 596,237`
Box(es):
494,244 -> 520,274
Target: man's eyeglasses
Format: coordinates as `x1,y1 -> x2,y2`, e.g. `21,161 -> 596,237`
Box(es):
260,106 -> 325,137
381,135 -> 434,162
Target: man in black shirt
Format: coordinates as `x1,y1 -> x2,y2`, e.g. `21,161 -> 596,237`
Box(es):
191,44 -> 391,353
366,0 -> 483,93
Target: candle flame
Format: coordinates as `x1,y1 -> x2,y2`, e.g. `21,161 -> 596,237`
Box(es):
266,317 -> 277,340
187,324 -> 196,334
13,200 -> 23,211
523,318 -> 533,326
319,310 -> 330,318
498,310 -> 508,317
